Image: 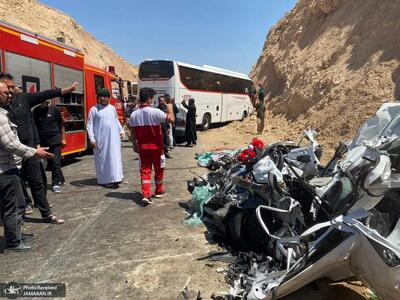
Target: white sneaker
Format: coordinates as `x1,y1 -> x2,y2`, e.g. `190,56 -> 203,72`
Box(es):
154,192 -> 167,198
142,198 -> 152,206
52,185 -> 61,194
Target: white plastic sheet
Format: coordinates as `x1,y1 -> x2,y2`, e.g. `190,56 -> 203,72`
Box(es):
253,155 -> 283,183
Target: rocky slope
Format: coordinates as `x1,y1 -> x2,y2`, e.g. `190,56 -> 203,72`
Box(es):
251,0 -> 400,156
0,0 -> 137,81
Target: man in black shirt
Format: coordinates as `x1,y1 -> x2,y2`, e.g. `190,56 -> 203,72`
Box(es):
33,100 -> 66,194
0,72 -> 78,224
11,83 -> 34,209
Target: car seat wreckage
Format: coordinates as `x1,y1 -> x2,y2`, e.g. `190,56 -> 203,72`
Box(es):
185,103 -> 400,300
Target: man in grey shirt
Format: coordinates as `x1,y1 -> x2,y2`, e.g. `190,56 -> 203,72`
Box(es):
0,82 -> 53,252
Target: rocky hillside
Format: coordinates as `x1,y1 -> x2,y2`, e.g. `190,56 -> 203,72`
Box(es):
0,0 -> 137,81
251,0 -> 400,154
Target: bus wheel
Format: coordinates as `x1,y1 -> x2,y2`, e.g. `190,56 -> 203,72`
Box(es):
241,111 -> 248,121
201,114 -> 211,131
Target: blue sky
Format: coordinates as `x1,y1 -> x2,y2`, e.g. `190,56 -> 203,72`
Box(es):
40,0 -> 297,74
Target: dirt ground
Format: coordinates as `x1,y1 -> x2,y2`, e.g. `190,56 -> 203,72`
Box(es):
199,113 -> 283,152
199,112 -> 318,155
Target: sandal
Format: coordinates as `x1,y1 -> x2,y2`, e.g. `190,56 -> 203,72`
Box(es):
25,205 -> 33,215
43,214 -> 64,224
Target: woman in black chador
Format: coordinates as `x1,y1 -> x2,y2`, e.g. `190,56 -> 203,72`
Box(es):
181,98 -> 197,147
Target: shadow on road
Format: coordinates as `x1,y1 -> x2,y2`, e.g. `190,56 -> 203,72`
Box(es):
61,157 -> 82,167
282,278 -> 369,300
178,201 -> 190,210
105,191 -> 143,206
69,178 -> 98,187
24,216 -> 44,224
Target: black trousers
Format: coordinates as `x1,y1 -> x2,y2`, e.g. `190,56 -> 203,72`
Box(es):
7,169 -> 28,219
162,127 -> 169,155
20,177 -> 32,207
172,125 -> 177,146
22,157 -> 51,218
0,169 -> 24,247
47,144 -> 65,186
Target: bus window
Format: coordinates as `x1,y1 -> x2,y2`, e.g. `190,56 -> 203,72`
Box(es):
127,81 -> 132,95
94,74 -> 105,92
139,60 -> 174,80
131,82 -> 138,96
5,52 -> 51,91
204,72 -> 219,92
179,66 -> 251,94
179,66 -> 204,90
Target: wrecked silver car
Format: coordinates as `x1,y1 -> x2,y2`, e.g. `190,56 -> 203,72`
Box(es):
186,103 -> 400,299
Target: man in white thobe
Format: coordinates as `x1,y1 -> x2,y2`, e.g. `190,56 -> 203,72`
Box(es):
87,88 -> 123,188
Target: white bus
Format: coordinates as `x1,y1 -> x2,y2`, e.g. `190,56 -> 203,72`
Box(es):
138,60 -> 254,134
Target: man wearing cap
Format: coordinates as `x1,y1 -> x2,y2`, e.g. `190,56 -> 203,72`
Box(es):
87,88 -> 124,188
129,87 -> 175,206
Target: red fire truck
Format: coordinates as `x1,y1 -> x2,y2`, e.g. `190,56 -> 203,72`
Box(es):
0,20 -> 129,156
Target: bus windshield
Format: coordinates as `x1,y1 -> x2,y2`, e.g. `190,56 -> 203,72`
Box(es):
138,60 -> 174,80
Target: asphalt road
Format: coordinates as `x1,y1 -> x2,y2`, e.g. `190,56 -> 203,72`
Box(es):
0,141 -> 228,299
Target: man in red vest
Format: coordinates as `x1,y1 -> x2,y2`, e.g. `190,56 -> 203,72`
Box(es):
129,88 -> 175,206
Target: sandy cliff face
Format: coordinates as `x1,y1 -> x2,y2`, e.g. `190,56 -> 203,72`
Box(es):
0,0 -> 137,81
251,0 -> 400,152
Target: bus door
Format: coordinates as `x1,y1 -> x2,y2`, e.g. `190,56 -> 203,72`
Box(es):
221,93 -> 230,122
212,93 -> 223,123
212,76 -> 223,123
